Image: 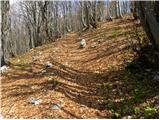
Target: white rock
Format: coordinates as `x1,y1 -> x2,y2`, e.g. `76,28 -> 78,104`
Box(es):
45,61 -> 53,68
50,72 -> 55,75
28,97 -> 42,105
31,85 -> 39,90
48,77 -> 53,81
34,100 -> 42,105
80,39 -> 86,48
51,103 -> 61,110
91,43 -> 97,48
0,65 -> 8,74
38,52 -> 42,55
41,69 -> 47,74
140,117 -> 144,119
122,115 -> 132,119
127,116 -> 132,119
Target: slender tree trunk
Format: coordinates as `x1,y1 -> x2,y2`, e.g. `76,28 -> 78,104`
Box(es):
80,2 -> 87,29
1,1 -> 10,66
91,1 -> 97,28
106,1 -> 112,21
118,1 -> 122,18
115,1 -> 118,19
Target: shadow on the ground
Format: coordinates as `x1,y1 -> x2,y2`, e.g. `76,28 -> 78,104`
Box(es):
2,52 -> 159,118
1,19 -> 159,119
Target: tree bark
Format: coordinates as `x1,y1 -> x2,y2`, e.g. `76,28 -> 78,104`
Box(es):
137,1 -> 159,47
1,1 -> 10,66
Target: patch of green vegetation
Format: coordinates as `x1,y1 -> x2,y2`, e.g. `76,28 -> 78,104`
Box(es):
112,28 -> 121,39
111,110 -> 121,119
102,83 -> 112,89
119,98 -> 134,115
11,54 -> 32,69
107,64 -> 114,70
134,73 -> 145,81
123,70 -> 134,84
132,87 -> 144,103
121,105 -> 130,115
134,107 -> 141,114
114,112 -> 121,118
123,74 -> 130,82
96,83 -> 112,91
96,83 -> 102,89
144,107 -> 157,118
11,54 -> 31,64
107,102 -> 115,110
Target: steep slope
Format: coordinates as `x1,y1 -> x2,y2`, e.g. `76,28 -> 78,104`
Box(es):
1,19 -> 158,119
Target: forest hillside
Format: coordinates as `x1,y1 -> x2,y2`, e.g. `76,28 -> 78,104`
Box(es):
1,18 -> 159,119
0,0 -> 159,119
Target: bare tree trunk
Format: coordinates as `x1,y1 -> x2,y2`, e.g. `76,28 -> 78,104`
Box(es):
118,1 -> 122,18
137,1 -> 159,47
1,1 -> 10,66
84,2 -> 90,30
97,1 -> 104,22
106,1 -> 112,21
79,1 -> 87,30
115,1 -> 118,19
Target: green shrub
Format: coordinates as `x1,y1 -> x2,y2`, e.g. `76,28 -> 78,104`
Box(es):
107,102 -> 115,110
132,88 -> 144,103
134,107 -> 140,114
144,107 -> 156,118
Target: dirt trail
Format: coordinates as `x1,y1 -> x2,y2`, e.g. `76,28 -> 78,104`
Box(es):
1,19 -> 158,119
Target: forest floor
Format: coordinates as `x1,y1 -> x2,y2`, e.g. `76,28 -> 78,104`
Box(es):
1,18 -> 159,119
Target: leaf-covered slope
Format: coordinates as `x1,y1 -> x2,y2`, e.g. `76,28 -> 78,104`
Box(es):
1,19 -> 158,119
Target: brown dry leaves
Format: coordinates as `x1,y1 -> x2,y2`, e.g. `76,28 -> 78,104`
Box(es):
1,19 -> 158,119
